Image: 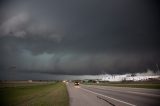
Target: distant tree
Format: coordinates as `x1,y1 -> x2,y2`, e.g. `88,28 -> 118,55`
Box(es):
131,73 -> 136,77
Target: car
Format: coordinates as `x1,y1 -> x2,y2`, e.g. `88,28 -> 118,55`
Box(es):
74,81 -> 79,86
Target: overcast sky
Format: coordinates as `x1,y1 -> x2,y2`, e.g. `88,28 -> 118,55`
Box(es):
0,0 -> 160,80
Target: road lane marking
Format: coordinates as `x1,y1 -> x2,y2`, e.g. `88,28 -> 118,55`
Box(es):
92,87 -> 160,97
79,87 -> 136,106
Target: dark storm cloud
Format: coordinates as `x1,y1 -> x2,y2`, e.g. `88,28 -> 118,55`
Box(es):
0,0 -> 160,79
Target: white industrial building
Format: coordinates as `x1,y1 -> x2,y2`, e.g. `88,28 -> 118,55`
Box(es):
101,72 -> 160,82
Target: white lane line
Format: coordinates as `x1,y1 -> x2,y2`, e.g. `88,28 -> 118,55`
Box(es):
79,87 -> 136,106
92,87 -> 160,97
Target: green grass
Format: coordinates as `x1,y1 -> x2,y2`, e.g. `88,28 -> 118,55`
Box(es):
0,82 -> 69,106
84,82 -> 160,89
0,82 -> 54,88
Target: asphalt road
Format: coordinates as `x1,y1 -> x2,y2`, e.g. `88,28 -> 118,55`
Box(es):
67,83 -> 160,106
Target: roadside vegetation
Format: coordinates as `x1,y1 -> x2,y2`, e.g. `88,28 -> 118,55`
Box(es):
83,80 -> 160,89
0,82 -> 69,106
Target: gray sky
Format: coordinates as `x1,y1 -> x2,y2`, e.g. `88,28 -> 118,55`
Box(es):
0,0 -> 160,80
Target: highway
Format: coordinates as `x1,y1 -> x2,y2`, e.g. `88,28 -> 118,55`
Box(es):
67,83 -> 160,106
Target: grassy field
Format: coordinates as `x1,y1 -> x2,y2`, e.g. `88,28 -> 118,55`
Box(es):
0,82 -> 69,106
83,82 -> 160,89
